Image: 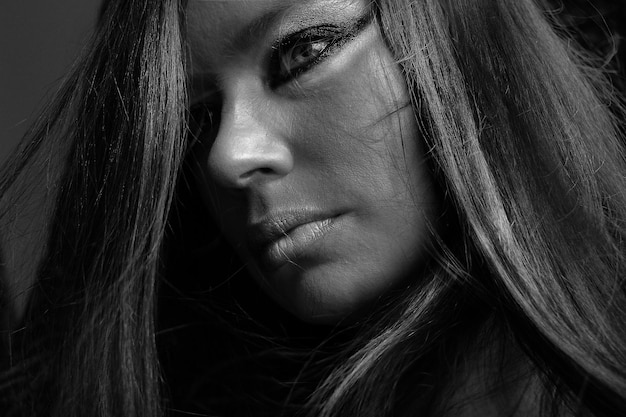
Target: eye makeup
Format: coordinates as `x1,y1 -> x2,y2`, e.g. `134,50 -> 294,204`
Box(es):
268,14 -> 373,87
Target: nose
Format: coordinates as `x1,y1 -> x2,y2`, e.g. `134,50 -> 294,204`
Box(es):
207,97 -> 294,189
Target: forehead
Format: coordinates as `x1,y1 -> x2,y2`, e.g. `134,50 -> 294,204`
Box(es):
187,0 -> 299,25
186,0 -> 362,28
186,0 -> 365,71
186,0 -> 293,32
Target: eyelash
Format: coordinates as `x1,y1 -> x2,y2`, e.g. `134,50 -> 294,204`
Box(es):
268,25 -> 349,87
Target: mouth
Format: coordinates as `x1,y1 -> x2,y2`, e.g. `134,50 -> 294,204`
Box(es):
247,210 -> 340,271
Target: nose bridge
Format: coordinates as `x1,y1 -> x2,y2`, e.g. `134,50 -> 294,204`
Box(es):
223,93 -> 265,137
207,84 -> 294,188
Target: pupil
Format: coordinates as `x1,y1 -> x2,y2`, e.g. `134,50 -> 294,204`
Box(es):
292,41 -> 325,66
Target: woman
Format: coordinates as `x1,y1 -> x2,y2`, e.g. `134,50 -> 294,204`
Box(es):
0,0 -> 625,416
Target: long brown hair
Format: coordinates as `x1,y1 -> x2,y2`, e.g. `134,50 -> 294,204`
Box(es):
0,0 -> 186,415
305,0 -> 626,415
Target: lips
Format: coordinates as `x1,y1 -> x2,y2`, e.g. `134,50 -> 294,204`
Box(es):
247,209 -> 339,271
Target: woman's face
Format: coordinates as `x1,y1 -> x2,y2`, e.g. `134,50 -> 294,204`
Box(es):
187,0 -> 439,323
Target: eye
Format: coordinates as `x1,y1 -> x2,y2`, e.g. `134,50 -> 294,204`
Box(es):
268,16 -> 373,88
283,38 -> 330,74
270,26 -> 343,85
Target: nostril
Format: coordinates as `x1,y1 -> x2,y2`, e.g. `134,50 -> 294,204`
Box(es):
240,167 -> 276,180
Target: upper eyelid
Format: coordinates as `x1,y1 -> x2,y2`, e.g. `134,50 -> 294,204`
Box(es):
271,13 -> 372,52
272,24 -> 344,51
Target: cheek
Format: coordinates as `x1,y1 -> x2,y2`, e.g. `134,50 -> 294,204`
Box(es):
190,143 -> 248,251
292,32 -> 411,144
287,38 -> 420,189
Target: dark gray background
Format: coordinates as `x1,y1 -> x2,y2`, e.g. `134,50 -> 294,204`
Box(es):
0,1 -> 100,164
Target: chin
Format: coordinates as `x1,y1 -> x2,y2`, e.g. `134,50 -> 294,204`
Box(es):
288,302 -> 353,325
262,267 -> 385,325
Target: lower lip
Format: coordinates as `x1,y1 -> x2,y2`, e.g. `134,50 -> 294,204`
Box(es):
259,217 -> 338,271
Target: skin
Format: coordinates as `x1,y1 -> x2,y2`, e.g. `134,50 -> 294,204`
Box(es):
186,0 -> 439,323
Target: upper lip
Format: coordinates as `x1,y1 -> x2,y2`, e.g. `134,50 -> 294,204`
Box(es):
246,209 -> 335,252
